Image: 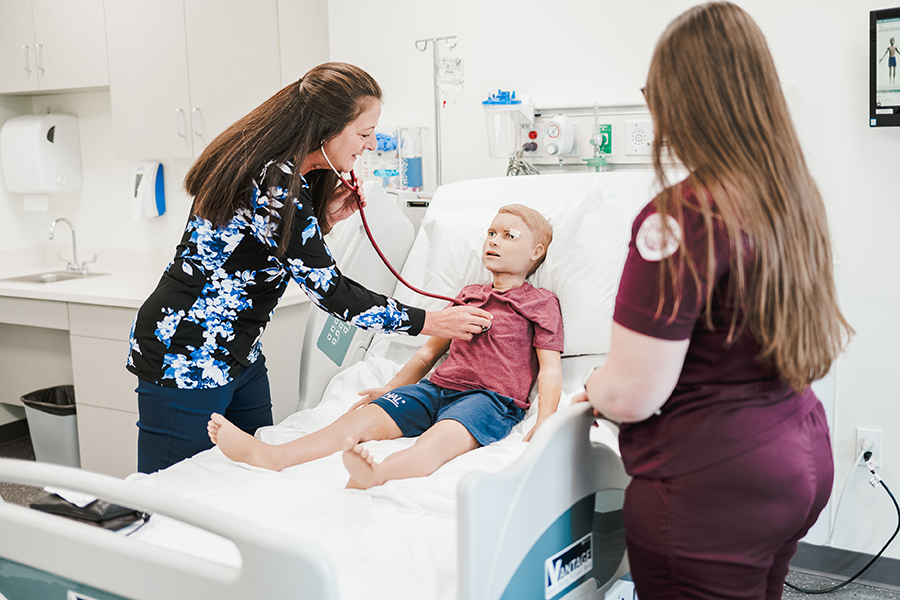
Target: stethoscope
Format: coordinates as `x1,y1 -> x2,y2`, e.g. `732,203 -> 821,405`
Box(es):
319,145 -> 466,308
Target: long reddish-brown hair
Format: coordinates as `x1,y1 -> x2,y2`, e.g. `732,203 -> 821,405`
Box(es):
645,2 -> 852,390
184,62 -> 382,255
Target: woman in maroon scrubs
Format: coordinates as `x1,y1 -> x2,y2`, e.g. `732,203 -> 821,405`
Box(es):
577,3 -> 853,598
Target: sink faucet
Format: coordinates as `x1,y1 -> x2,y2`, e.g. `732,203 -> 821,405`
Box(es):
49,218 -> 96,275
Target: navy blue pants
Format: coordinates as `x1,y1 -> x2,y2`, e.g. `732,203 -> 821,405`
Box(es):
623,402 -> 833,599
136,356 -> 273,473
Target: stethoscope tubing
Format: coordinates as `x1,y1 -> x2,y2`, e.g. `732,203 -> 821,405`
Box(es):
319,146 -> 464,307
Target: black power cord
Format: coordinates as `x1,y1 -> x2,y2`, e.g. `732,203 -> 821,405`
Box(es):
785,455 -> 900,594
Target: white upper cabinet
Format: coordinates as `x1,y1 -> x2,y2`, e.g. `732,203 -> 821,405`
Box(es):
105,0 -> 282,160
0,0 -> 109,94
105,0 -> 193,159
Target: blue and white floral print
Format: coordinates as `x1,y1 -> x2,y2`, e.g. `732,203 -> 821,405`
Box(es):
155,308 -> 185,349
126,317 -> 140,368
184,217 -> 243,274
301,216 -> 319,245
126,160 -> 425,390
162,345 -> 230,389
353,298 -> 411,332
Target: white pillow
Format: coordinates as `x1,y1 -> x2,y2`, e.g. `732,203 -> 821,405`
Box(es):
392,180 -> 630,356
532,181 -> 630,355
391,211 -> 495,312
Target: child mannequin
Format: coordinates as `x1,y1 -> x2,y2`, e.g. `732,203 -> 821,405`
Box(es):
208,204 -> 563,489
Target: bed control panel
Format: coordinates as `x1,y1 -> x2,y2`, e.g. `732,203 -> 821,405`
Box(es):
316,315 -> 355,366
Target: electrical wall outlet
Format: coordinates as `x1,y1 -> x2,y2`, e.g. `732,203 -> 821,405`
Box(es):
856,427 -> 883,469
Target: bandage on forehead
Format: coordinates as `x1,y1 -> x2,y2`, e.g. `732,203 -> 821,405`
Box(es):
508,228 -> 522,239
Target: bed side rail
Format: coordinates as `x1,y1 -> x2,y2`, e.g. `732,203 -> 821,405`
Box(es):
458,403 -> 631,600
0,459 -> 338,600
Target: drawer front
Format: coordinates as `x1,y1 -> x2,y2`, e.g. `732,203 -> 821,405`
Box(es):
0,297 -> 69,330
76,405 -> 138,478
70,336 -> 138,412
68,303 -> 138,341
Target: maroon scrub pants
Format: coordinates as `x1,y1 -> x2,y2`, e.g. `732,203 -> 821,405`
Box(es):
623,402 -> 833,599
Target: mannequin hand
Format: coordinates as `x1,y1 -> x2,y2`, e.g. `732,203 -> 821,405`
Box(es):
421,306 -> 493,341
326,184 -> 367,227
349,386 -> 388,412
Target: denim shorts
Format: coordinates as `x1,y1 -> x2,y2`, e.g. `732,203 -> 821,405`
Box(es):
372,379 -> 526,447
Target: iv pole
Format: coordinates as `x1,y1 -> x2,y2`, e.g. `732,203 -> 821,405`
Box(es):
415,35 -> 458,188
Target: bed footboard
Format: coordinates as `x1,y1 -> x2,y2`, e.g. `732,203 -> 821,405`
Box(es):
0,459 -> 338,600
458,403 -> 630,600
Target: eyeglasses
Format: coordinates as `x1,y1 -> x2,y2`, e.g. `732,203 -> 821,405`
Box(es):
640,87 -> 646,98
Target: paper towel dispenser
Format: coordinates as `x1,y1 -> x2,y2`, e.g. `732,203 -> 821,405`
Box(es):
0,114 -> 83,195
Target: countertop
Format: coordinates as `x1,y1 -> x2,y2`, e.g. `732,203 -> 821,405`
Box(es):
0,265 -> 309,310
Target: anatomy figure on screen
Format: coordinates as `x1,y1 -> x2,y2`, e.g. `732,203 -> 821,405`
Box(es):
881,37 -> 898,83
207,204 -> 564,490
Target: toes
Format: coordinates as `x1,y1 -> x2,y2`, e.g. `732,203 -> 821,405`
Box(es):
343,437 -> 355,452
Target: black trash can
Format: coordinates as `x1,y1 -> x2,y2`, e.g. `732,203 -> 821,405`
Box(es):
21,385 -> 80,468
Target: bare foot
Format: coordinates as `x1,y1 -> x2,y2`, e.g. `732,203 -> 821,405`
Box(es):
207,413 -> 282,471
342,437 -> 381,489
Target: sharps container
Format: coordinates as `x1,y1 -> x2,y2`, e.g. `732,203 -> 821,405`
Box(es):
21,385 -> 81,468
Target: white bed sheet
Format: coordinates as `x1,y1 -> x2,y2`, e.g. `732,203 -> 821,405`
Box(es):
125,338 -> 607,600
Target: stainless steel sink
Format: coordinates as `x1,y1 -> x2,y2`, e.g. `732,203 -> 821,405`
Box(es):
0,271 -> 108,284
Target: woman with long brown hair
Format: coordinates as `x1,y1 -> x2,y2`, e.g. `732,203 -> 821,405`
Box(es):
127,63 -> 491,474
577,3 -> 852,597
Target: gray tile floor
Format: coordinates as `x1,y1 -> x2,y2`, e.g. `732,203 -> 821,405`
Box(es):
1,433 -> 898,598
0,434 -> 44,507
784,572 -> 900,599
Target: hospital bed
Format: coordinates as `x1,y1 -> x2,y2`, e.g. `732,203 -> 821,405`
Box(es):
0,171 -> 657,600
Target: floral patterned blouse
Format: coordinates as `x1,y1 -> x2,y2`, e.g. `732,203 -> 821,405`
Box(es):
126,161 -> 425,390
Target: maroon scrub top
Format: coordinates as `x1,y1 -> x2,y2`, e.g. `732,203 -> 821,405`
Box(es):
613,187 -> 819,479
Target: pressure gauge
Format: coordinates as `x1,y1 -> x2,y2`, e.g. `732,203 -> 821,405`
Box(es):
545,116 -> 575,156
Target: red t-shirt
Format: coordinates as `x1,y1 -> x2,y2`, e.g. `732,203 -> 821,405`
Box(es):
429,282 -> 564,409
613,190 -> 819,479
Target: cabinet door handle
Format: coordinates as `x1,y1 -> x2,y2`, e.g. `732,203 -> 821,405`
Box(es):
192,107 -> 201,138
175,108 -> 186,138
22,46 -> 31,72
36,43 -> 44,71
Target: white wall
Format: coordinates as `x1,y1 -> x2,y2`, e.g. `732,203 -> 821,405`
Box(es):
328,0 -> 900,559
0,91 -> 193,273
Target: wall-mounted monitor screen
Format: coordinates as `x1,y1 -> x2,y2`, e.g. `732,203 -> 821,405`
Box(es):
871,6 -> 900,127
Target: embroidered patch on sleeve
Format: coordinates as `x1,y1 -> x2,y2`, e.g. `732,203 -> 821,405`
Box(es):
635,213 -> 682,261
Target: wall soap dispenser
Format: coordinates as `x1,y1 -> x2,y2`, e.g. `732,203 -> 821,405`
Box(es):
131,162 -> 165,220
0,113 -> 83,212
